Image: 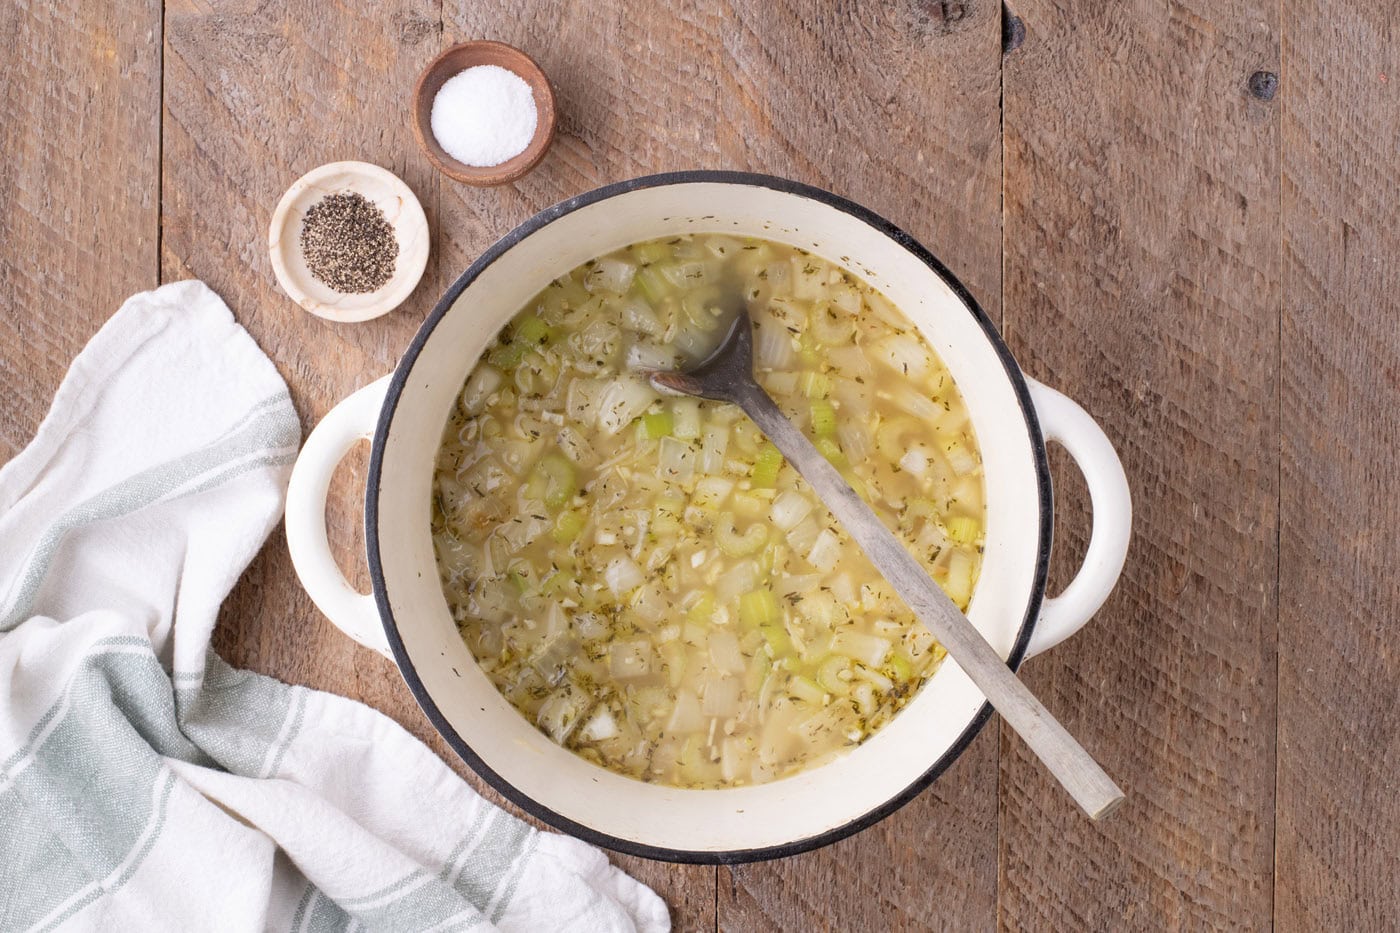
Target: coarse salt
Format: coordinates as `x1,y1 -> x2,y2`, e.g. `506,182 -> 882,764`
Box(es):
430,65 -> 538,168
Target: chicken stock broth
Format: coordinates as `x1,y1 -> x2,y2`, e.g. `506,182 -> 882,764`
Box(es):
432,234 -> 985,788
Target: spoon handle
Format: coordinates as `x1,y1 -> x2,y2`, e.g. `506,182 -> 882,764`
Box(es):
732,381 -> 1125,820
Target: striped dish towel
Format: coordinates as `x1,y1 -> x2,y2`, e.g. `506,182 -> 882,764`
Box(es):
0,281 -> 669,933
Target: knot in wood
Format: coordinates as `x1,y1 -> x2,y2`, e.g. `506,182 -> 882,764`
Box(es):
1248,71 -> 1278,101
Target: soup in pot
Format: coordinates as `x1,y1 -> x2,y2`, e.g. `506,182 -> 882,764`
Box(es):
432,234 -> 984,788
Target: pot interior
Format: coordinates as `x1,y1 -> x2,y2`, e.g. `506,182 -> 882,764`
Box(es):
372,176 -> 1046,859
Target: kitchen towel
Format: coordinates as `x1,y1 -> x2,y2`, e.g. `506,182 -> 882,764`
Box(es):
0,281 -> 669,933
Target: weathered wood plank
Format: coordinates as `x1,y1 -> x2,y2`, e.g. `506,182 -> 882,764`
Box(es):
1276,2 -> 1400,927
999,1 -> 1280,927
0,0 -> 161,458
160,0 -> 443,732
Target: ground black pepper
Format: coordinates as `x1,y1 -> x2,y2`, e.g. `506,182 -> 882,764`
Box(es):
299,192 -> 398,294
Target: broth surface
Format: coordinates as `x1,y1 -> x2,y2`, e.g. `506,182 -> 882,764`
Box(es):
432,234 -> 984,788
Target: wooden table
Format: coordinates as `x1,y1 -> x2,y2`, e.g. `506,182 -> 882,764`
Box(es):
4,1 -> 1396,929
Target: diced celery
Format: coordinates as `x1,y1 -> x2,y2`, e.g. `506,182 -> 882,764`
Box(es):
687,592 -> 717,626
943,515 -> 982,544
739,589 -> 780,627
636,266 -> 669,304
631,239 -> 672,265
717,512 -> 767,556
810,399 -> 837,436
732,490 -> 768,520
540,571 -> 573,597
513,314 -> 552,346
745,651 -> 772,694
751,442 -> 784,487
487,342 -> 526,370
799,371 -> 832,398
816,655 -> 850,694
551,509 -> 586,544
642,410 -> 674,439
529,454 -> 576,511
888,652 -> 914,682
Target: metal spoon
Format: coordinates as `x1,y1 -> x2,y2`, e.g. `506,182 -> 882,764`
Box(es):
649,308 -> 1125,820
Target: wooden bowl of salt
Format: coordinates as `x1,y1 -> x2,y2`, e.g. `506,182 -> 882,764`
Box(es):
412,41 -> 556,187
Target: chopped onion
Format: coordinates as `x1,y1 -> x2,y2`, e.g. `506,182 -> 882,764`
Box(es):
605,556 -> 645,596
777,574 -> 822,598
537,689 -> 588,743
573,611 -> 608,640
691,476 -> 734,511
836,421 -> 872,464
460,365 -> 503,415
667,689 -> 704,732
709,630 -> 746,674
572,319 -> 621,363
830,283 -> 862,315
831,378 -> 873,419
765,371 -> 800,396
610,639 -> 653,680
631,579 -> 669,623
658,437 -> 696,481
889,384 -> 944,421
785,515 -> 821,555
865,291 -> 908,329
565,377 -> 604,424
899,446 -> 932,476
698,423 -> 730,474
825,345 -> 873,378
625,342 -> 679,371
943,437 -> 980,475
596,378 -> 657,435
716,558 -> 759,605
872,334 -> 934,380
806,529 -> 842,572
770,490 -> 815,531
621,299 -> 665,336
556,426 -> 590,464
587,257 -> 638,294
671,398 -> 702,440
720,737 -> 751,784
702,676 -> 741,717
755,324 -> 797,369
831,631 -> 892,667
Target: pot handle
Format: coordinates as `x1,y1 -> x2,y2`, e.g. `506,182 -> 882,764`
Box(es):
284,376 -> 393,659
1023,379 -> 1132,658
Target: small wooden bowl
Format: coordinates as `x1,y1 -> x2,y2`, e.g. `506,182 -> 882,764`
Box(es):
412,41 -> 556,187
268,161 -> 429,322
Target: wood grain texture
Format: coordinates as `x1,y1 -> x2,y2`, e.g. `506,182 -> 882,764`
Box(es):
1276,2 -> 1400,927
160,0 -> 441,732
0,0 -> 161,458
1000,1 -> 1280,928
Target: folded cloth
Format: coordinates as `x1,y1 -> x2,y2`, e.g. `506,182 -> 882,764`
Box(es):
0,281 -> 669,933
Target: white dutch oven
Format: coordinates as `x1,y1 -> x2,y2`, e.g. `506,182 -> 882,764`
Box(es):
285,172 -> 1131,863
